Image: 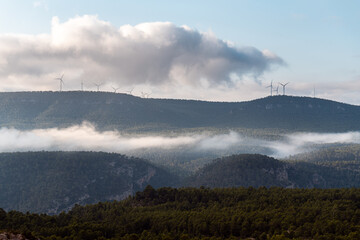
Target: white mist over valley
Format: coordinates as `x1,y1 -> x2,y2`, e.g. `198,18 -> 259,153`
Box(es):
1,122 -> 359,159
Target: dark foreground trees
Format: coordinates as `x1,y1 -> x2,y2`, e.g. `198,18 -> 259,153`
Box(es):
2,186 -> 360,239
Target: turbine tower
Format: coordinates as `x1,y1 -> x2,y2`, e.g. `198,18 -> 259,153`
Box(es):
279,82 -> 289,95
266,81 -> 273,96
81,80 -> 84,91
94,82 -> 103,92
54,74 -> 64,92
313,85 -> 316,98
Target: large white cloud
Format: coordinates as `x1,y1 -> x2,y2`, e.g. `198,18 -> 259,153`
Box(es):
0,15 -> 284,93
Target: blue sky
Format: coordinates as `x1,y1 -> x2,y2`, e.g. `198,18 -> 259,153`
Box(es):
0,0 -> 359,103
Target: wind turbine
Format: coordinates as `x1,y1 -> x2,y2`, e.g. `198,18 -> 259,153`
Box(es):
274,84 -> 279,95
112,86 -> 120,93
279,82 -> 289,95
266,81 -> 273,96
125,87 -> 134,95
81,80 -> 84,91
54,74 -> 64,92
93,82 -> 103,92
141,91 -> 147,98
141,91 -> 152,98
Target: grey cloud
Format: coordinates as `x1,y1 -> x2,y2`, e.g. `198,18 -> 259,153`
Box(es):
0,15 -> 284,91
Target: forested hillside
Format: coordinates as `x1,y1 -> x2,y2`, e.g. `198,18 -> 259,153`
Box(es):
0,151 -> 177,214
1,187 -> 360,239
185,154 -> 360,188
289,144 -> 360,162
1,91 -> 359,132
2,152 -> 360,215
288,144 -> 360,171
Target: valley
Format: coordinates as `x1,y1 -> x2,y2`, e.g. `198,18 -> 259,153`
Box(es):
1,91 -> 360,238
1,3 -> 358,238
1,151 -> 360,214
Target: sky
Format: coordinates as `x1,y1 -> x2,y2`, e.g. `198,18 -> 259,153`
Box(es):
0,0 -> 359,103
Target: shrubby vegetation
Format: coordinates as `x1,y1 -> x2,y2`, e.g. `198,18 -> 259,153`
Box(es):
2,186 -> 360,239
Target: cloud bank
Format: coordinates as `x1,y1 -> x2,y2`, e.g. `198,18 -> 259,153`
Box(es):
0,123 -> 242,153
1,123 -> 360,158
268,132 -> 360,157
0,15 -> 283,93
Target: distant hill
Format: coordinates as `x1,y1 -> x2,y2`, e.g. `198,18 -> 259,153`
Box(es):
288,144 -> 360,171
185,154 -> 360,188
0,91 -> 359,132
0,151 -> 177,214
288,144 -> 360,163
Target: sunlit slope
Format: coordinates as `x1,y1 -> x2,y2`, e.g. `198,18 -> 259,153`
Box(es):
0,151 -> 177,214
0,91 -> 359,131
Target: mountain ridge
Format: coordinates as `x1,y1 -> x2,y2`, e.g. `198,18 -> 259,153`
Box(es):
0,91 -> 359,132
1,90 -> 356,105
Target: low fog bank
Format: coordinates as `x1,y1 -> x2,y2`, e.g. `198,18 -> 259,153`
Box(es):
1,122 -> 360,159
